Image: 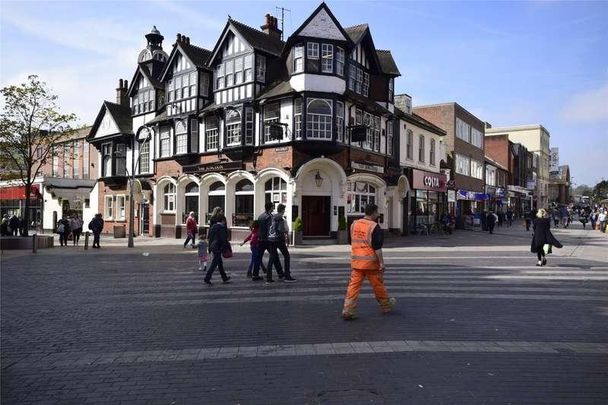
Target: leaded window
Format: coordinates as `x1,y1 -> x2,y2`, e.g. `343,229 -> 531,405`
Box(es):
336,101 -> 344,142
139,141 -> 150,173
160,127 -> 170,157
347,182 -> 376,214
293,45 -> 304,73
263,102 -> 280,142
226,109 -> 241,145
245,107 -> 254,144
294,98 -> 303,139
175,119 -> 188,154
336,47 -> 345,76
206,116 -> 219,150
321,44 -> 333,73
307,42 -> 319,59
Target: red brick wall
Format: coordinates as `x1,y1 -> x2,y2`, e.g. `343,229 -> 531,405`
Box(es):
485,135 -> 509,168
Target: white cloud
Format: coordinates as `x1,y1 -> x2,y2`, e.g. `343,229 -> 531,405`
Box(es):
563,82 -> 608,124
149,0 -> 224,31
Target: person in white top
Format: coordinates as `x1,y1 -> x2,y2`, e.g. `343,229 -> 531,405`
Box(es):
598,209 -> 607,233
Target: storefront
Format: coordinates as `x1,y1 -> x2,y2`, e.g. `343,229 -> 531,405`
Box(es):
0,184 -> 42,230
456,189 -> 489,229
408,169 -> 447,232
486,186 -> 507,213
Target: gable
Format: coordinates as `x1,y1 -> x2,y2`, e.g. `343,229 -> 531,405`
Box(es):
93,108 -> 120,139
298,8 -> 347,41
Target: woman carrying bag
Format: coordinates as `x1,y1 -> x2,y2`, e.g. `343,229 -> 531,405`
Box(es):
203,217 -> 232,285
531,208 -> 563,267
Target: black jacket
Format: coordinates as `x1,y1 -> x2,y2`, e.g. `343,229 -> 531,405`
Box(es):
208,222 -> 228,253
531,218 -> 563,253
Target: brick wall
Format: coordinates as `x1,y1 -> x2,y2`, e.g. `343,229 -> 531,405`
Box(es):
485,135 -> 509,168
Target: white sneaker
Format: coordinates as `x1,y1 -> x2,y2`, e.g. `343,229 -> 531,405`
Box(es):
198,266 -> 203,271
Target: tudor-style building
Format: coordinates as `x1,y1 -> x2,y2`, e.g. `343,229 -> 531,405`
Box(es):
88,2 -> 438,241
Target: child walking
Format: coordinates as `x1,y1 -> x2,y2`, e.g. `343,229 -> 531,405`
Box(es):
196,234 -> 209,272
241,220 -> 261,278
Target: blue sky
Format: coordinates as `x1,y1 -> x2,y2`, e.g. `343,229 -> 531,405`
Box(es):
1,0 -> 607,186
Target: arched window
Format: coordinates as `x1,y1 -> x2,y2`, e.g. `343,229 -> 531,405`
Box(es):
163,183 -> 176,212
265,177 -> 287,205
234,179 -> 254,227
306,99 -> 332,139
346,181 -> 376,214
226,109 -> 241,146
175,119 -> 188,154
183,181 -> 199,222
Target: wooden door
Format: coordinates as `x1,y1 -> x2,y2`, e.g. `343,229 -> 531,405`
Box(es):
302,196 -> 331,236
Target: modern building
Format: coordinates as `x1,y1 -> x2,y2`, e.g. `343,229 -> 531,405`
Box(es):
412,103 -> 486,227
485,124 -> 551,209
87,3 -> 415,241
0,127 -> 97,232
484,156 -> 508,213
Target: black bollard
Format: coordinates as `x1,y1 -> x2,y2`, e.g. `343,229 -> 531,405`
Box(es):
84,231 -> 89,250
32,233 -> 37,254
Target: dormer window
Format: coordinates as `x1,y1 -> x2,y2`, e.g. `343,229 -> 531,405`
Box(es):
294,45 -> 304,73
321,44 -> 333,73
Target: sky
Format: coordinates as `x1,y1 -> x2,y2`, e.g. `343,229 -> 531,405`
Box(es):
1,0 -> 607,186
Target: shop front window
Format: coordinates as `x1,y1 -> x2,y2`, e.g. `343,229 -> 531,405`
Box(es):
346,181 -> 376,214
233,179 -> 254,227
163,183 -> 176,212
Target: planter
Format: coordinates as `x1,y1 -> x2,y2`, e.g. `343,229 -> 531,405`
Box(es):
336,229 -> 349,244
292,230 -> 303,246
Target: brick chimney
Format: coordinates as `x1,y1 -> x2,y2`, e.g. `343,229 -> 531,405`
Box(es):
116,79 -> 129,107
260,14 -> 282,40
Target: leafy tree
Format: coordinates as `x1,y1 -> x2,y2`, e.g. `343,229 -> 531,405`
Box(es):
573,184 -> 593,197
0,75 -> 77,236
592,180 -> 608,203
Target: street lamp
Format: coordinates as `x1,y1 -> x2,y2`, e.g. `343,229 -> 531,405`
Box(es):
128,126 -> 152,248
314,171 -> 323,188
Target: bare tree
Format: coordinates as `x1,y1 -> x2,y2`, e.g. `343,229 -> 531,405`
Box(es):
0,75 -> 77,236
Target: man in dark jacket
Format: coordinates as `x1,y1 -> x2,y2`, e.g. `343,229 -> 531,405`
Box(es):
89,214 -> 104,248
252,202 -> 280,282
486,211 -> 498,234
267,203 -> 296,283
9,214 -> 19,236
203,217 -> 231,285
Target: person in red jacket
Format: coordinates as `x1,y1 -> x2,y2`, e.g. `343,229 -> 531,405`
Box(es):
184,211 -> 198,248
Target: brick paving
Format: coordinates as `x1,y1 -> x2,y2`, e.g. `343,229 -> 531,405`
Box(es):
1,224 -> 607,404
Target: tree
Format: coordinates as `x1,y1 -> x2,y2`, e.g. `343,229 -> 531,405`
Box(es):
592,180 -> 608,203
0,75 -> 77,236
573,184 -> 593,197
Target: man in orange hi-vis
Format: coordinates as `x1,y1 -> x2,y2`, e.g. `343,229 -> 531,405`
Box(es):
342,203 -> 396,320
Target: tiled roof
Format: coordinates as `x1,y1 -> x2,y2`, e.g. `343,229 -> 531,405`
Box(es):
104,101 -> 133,134
258,81 -> 296,100
230,19 -> 284,56
180,43 -> 212,68
146,110 -> 169,125
376,50 -> 400,76
344,24 -> 368,44
139,64 -> 163,89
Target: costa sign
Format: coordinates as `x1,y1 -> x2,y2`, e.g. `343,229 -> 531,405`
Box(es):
412,169 -> 447,192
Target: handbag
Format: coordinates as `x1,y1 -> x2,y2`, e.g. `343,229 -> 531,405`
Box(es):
222,245 -> 233,258
543,244 -> 553,255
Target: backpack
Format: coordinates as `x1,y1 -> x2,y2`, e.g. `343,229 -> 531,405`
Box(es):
57,223 -> 65,233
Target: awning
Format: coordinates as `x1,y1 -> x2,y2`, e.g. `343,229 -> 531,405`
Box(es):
0,184 -> 41,200
48,187 -> 89,203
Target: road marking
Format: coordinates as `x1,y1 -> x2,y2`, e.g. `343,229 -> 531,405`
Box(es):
10,340 -> 607,370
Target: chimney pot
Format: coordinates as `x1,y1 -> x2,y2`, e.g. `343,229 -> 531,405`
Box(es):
124,80 -> 128,89
119,78 -> 123,88
177,33 -> 182,42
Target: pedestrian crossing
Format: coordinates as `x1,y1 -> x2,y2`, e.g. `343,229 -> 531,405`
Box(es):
76,255 -> 608,308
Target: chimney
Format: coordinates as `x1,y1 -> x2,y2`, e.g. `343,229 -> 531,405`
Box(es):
394,94 -> 412,114
176,33 -> 182,43
116,79 -> 128,107
261,13 -> 282,40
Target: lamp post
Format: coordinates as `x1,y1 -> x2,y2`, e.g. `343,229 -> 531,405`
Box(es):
128,127 -> 152,248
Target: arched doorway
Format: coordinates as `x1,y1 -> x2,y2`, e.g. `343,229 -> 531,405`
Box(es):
233,179 -> 254,227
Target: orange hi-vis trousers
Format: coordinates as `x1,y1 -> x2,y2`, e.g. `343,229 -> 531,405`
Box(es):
342,268 -> 392,316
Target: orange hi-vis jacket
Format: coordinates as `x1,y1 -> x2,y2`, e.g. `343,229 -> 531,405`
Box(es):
351,218 -> 380,271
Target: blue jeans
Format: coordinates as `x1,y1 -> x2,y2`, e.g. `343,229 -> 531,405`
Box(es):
204,251 -> 228,282
247,246 -> 261,274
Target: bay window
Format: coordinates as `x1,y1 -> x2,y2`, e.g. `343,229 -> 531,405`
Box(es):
321,44 -> 333,73
234,57 -> 243,85
363,112 -> 372,149
387,120 -> 394,155
307,42 -> 319,59
225,59 -> 234,87
373,116 -> 380,152
294,98 -> 303,139
293,45 -> 304,73
336,101 -> 344,142
244,107 -> 254,144
244,54 -> 253,82
306,99 -> 332,140
263,102 -> 280,142
336,47 -> 345,76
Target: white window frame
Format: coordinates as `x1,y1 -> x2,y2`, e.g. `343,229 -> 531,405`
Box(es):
293,45 -> 304,73
265,177 -> 288,205
307,42 -> 319,59
406,129 -> 413,160
347,181 -> 377,214
104,196 -> 113,219
226,109 -> 241,146
263,102 -> 281,143
294,98 -> 303,139
159,127 -> 170,157
387,120 -> 394,155
336,47 -> 345,76
175,120 -> 188,155
139,141 -> 150,174
163,183 -> 176,213
306,98 -> 333,140
321,44 -> 333,73
116,195 -> 126,220
206,116 -> 219,150
336,101 -> 344,142
455,153 -> 471,176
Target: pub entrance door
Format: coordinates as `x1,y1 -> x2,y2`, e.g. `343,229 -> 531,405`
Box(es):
302,196 -> 331,237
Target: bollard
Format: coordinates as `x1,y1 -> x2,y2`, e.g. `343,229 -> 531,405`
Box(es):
84,231 -> 89,250
32,233 -> 37,254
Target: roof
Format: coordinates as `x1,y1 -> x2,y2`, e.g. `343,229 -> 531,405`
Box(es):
179,43 -> 212,68
139,64 -> 163,89
484,156 -> 508,171
376,50 -> 400,76
485,124 -> 550,136
229,18 -> 284,56
257,81 -> 296,100
145,111 -> 169,125
344,24 -> 368,44
345,89 -> 391,116
394,107 -> 447,136
88,101 -> 132,141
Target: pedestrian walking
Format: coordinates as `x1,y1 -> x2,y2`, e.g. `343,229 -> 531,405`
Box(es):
196,234 -> 208,272
9,214 -> 19,236
203,217 -> 231,285
208,206 -> 225,226
524,209 -> 532,232
241,220 -> 261,278
506,209 -> 514,227
1,214 -> 9,236
57,216 -> 70,246
599,209 -> 607,233
88,213 -> 104,248
183,211 -> 198,248
580,212 -> 588,230
251,202 -> 277,282
342,204 -> 395,320
552,209 -> 560,227
70,214 -> 83,246
486,211 -> 498,234
497,211 -> 504,228
531,208 -> 563,267
267,203 -> 296,283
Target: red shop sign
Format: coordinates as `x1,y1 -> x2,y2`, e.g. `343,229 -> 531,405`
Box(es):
412,169 -> 447,192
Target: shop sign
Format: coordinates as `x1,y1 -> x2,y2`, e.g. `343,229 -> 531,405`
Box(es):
184,161 -> 243,174
351,161 -> 384,174
412,169 -> 447,192
457,190 -> 489,201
